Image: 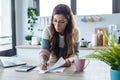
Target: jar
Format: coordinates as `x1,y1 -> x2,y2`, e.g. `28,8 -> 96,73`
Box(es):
97,30 -> 103,46
92,34 -> 97,47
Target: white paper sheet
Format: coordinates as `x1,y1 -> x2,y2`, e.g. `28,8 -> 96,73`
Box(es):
34,57 -> 65,73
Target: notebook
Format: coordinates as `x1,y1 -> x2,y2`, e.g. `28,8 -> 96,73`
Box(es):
0,59 -> 26,68
34,57 -> 65,73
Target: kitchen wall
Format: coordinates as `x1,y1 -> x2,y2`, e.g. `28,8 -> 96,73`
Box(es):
75,14 -> 120,42
15,0 -> 27,45
34,14 -> 120,42
15,0 -> 120,45
15,0 -> 33,45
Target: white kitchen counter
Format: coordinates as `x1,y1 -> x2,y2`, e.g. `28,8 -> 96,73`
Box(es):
16,45 -> 41,58
16,45 -> 108,50
16,45 -> 109,58
16,45 -> 41,49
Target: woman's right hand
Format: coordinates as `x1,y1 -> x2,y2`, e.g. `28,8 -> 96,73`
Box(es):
39,62 -> 48,70
39,55 -> 48,70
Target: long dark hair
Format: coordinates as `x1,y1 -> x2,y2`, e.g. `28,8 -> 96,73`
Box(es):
49,4 -> 76,58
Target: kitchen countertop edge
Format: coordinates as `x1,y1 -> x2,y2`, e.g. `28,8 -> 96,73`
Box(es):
16,45 -> 110,50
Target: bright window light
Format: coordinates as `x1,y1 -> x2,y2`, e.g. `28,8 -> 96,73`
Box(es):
0,0 -> 1,16
0,0 -> 1,36
77,0 -> 112,15
39,0 -> 70,16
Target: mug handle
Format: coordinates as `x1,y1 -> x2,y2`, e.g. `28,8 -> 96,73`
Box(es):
84,59 -> 90,69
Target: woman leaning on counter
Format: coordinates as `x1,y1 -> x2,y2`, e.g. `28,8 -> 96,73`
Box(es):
39,4 -> 80,70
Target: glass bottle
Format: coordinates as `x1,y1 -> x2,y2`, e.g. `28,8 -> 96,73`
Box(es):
97,29 -> 103,46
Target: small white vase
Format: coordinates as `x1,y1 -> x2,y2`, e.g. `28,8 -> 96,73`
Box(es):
31,37 -> 38,45
92,34 -> 97,46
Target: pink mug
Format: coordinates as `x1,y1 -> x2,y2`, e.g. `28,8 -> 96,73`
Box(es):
74,58 -> 90,72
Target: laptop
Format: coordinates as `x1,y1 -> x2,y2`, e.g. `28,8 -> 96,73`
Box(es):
0,59 -> 26,68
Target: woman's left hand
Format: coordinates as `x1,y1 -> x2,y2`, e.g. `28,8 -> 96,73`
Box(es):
63,59 -> 72,67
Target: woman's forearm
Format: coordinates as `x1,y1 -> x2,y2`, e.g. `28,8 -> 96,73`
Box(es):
39,49 -> 50,61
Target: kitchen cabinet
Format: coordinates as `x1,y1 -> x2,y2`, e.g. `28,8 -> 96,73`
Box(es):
16,45 -> 108,58
79,46 -> 110,56
16,45 -> 41,59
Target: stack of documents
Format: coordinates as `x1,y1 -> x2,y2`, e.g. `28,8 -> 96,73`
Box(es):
34,57 -> 65,73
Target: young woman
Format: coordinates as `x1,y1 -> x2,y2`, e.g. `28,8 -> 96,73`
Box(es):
39,4 -> 80,70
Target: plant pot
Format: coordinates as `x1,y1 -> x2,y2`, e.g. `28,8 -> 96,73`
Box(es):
31,37 -> 38,45
26,40 -> 31,45
110,69 -> 120,80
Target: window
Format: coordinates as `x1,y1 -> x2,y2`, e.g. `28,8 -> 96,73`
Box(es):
38,0 -> 112,16
0,0 -> 1,36
0,0 -> 16,56
39,0 -> 70,16
0,0 -> 12,52
77,0 -> 112,15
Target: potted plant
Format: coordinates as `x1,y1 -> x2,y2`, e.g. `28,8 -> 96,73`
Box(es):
84,33 -> 120,80
25,34 -> 32,45
25,8 -> 38,44
27,7 -> 38,36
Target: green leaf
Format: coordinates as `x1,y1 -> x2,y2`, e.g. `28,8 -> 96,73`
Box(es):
28,27 -> 30,30
30,25 -> 33,27
84,32 -> 120,70
28,20 -> 31,23
25,34 -> 32,40
27,7 -> 38,34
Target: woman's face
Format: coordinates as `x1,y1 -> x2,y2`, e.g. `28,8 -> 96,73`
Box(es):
53,14 -> 67,35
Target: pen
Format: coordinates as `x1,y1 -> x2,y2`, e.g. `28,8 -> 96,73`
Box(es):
41,55 -> 47,64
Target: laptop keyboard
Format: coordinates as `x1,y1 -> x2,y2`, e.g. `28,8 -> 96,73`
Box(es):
4,61 -> 17,66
